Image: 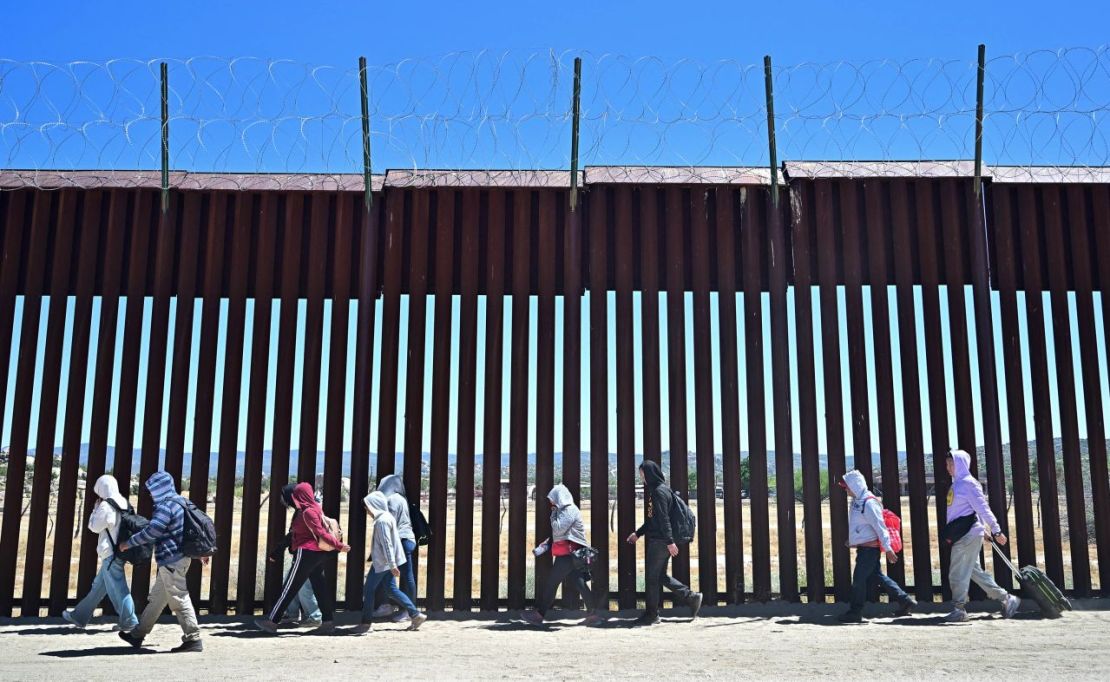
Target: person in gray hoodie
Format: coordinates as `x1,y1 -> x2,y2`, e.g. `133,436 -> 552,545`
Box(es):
522,484 -> 603,627
355,491 -> 427,634
943,449 -> 1020,622
371,474 -> 417,622
838,469 -> 916,622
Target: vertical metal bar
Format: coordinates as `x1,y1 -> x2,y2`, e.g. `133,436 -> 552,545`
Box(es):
507,190 -> 531,610
237,192 -> 278,615
1088,186 -> 1110,592
890,180 -> 934,599
453,189 -> 481,610
663,186 -> 691,588
480,189 -> 507,611
376,189 -> 405,480
160,62 -> 169,215
535,191 -> 557,603
569,57 -> 582,212
360,56 -> 373,211
24,191 -> 76,613
790,182 -> 824,603
639,188 -> 662,465
763,56 -> 779,209
588,188 -> 611,608
614,185 -> 637,609
298,195 -> 329,483
560,189 -> 584,609
974,44 -> 985,199
840,181 -> 872,485
428,189 -> 456,611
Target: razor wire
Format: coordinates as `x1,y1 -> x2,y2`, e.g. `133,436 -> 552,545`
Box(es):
1,46 -> 1108,190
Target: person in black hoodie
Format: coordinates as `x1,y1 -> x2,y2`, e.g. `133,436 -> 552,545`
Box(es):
625,460 -> 702,626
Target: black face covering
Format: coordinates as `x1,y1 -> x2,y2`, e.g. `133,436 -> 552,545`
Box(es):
640,460 -> 666,490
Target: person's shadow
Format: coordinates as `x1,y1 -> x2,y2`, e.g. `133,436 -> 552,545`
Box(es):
41,645 -> 156,657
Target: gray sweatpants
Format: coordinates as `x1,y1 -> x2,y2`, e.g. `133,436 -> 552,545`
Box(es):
949,531 -> 1009,609
132,556 -> 201,642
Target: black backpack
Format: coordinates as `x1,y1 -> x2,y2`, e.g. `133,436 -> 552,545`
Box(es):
173,497 -> 218,558
668,490 -> 697,544
105,499 -> 153,565
409,501 -> 432,547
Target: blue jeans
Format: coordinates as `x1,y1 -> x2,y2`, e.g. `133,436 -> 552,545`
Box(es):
398,539 -> 417,601
69,556 -> 138,629
850,546 -> 909,612
362,567 -> 419,622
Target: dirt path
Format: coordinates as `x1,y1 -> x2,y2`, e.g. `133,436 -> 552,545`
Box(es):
2,600 -> 1109,680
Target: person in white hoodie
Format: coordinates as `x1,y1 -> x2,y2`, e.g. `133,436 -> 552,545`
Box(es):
355,491 -> 427,634
370,474 -> 418,622
838,469 -> 916,623
62,475 -> 139,631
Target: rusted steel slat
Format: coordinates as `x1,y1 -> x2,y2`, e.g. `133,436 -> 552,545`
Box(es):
815,180 -> 850,601
1041,184 -> 1091,595
507,190 -> 531,610
211,192 -> 250,613
1065,184 -> 1110,588
768,186 -> 798,602
863,181 -> 904,587
560,200 -> 584,609
480,189 -> 507,611
663,186 -> 690,586
375,189 -> 405,479
164,192 -> 204,484
742,187 -> 771,601
588,189 -> 612,607
790,183 -> 824,602
639,187 -> 662,466
453,189 -> 481,610
24,190 -> 77,613
49,190 -> 104,614
298,194 -> 329,482
614,186 -> 637,609
889,180 -> 934,599
689,187 -> 718,603
237,192 -> 278,615
839,181 -> 872,485
535,190 -> 557,602
1015,185 -> 1064,586
265,192 -> 304,609
0,191 -> 51,616
1086,186 -> 1110,591
77,189 -> 127,596
914,180 -> 955,597
427,189 -> 456,611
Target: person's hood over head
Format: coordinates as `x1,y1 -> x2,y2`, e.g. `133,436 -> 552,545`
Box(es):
639,460 -> 666,490
145,471 -> 177,503
950,449 -> 975,482
281,483 -> 297,508
364,490 -> 390,516
842,469 -> 869,498
547,484 -> 574,508
378,474 -> 407,499
94,474 -> 128,509
291,482 -> 317,510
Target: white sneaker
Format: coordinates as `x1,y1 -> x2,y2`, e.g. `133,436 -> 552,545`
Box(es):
390,610 -> 411,623
1002,595 -> 1021,618
372,604 -> 398,618
407,612 -> 427,631
945,608 -> 969,623
62,610 -> 85,629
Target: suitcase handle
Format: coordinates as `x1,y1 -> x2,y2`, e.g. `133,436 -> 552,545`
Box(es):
987,537 -> 1022,580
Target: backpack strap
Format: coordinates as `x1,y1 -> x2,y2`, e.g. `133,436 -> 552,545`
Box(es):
102,498 -> 130,551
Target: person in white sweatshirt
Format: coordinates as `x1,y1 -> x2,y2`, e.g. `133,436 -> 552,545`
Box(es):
62,475 -> 139,631
838,469 -> 916,622
355,491 -> 427,634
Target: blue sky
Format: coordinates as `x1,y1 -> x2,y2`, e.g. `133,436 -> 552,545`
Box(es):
3,1 -> 1110,469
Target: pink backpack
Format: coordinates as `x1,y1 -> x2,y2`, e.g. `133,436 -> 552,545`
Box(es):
864,495 -> 903,553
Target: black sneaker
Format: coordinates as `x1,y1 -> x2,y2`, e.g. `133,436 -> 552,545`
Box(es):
689,592 -> 704,620
837,610 -> 863,623
894,597 -> 917,618
633,613 -> 660,627
171,639 -> 203,653
118,631 -> 145,648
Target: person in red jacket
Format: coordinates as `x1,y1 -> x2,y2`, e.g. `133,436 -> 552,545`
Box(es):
255,482 -> 349,634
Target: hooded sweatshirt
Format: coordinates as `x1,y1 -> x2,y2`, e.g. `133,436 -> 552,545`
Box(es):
88,475 -> 129,560
843,469 -> 893,553
548,484 -> 589,555
364,491 -> 406,573
125,471 -> 186,565
289,482 -> 344,552
268,484 -> 303,561
947,449 -> 1001,539
377,474 -> 415,543
634,461 -> 675,545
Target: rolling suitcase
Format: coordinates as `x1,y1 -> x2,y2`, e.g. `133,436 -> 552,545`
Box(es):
989,539 -> 1072,619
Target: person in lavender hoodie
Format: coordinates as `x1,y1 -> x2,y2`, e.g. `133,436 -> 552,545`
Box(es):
943,449 -> 1021,622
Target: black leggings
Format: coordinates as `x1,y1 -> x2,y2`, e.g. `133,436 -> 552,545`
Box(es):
268,549 -> 335,623
536,555 -> 594,616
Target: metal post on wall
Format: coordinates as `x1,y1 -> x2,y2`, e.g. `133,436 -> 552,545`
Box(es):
763,55 -> 780,208
360,56 -> 373,211
569,56 -> 582,212
974,44 -> 986,199
160,61 -> 169,214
